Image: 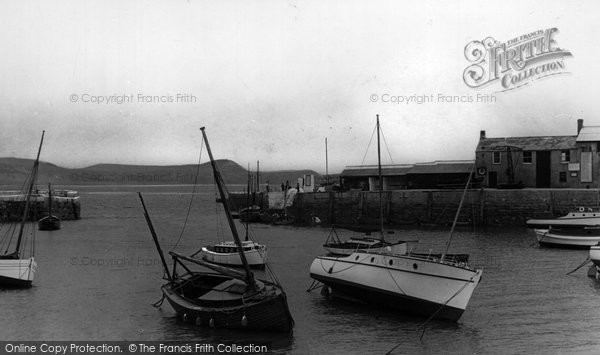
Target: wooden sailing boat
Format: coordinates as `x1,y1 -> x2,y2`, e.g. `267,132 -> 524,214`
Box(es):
310,116 -> 482,321
141,127 -> 293,332
38,183 -> 61,231
0,131 -> 44,288
323,115 -> 407,256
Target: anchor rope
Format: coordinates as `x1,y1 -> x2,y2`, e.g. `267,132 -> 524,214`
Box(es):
387,272 -> 479,354
416,272 -> 478,341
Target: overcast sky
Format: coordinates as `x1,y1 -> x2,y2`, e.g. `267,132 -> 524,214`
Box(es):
0,0 -> 597,173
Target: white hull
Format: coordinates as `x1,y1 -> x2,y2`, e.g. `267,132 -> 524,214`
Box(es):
200,242 -> 266,267
535,229 -> 600,247
310,252 -> 482,321
0,257 -> 36,287
590,246 -> 600,267
527,210 -> 600,228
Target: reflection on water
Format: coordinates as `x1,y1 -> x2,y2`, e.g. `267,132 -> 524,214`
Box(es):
1,185 -> 600,353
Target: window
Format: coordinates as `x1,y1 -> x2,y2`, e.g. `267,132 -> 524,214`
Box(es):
559,171 -> 567,182
492,151 -> 501,164
523,151 -> 532,164
561,150 -> 570,162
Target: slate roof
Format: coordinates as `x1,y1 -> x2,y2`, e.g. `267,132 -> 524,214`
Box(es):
476,136 -> 577,152
577,126 -> 600,142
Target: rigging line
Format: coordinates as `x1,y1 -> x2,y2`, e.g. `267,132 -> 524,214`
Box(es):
379,127 -> 394,164
173,139 -> 205,250
383,256 -> 406,295
263,259 -> 283,286
319,254 -> 371,274
360,124 -> 378,166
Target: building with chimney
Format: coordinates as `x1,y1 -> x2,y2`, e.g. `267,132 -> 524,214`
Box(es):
476,119 -> 599,188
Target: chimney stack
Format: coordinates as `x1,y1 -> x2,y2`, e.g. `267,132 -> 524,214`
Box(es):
480,130 -> 486,140
578,119 -> 584,134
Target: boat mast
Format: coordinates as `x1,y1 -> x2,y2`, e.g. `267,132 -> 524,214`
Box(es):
256,161 -> 260,193
15,130 -> 45,257
325,138 -> 329,187
245,164 -> 250,242
376,115 -> 384,240
47,183 -> 52,217
441,163 -> 475,260
200,127 -> 256,289
139,192 -> 172,283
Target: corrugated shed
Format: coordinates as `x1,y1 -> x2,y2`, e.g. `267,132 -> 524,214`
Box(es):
341,165 -> 413,177
341,161 -> 473,177
476,136 -> 577,151
409,162 -> 473,174
576,126 -> 600,142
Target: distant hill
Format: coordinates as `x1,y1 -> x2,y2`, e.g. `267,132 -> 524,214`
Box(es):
0,157 -> 321,187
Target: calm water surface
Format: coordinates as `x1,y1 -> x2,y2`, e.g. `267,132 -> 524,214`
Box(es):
2,185 -> 600,354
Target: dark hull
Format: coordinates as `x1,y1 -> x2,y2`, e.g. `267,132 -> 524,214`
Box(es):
527,222 -> 600,230
38,216 -> 61,231
546,228 -> 600,236
0,274 -> 33,288
311,273 -> 464,322
537,241 -> 595,250
162,275 -> 293,332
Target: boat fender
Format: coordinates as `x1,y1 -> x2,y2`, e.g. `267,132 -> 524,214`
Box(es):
209,318 -> 215,328
579,207 -> 585,212
241,315 -> 248,327
183,313 -> 188,323
195,317 -> 202,326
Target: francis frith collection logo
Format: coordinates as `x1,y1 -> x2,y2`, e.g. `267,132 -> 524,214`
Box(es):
463,28 -> 572,91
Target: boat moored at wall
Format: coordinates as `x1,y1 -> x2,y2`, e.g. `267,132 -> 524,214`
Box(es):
527,208 -> 600,229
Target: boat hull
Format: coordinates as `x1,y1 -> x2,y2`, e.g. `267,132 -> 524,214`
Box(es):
590,246 -> 600,267
310,252 -> 482,322
527,210 -> 600,229
161,275 -> 293,332
535,229 -> 600,248
0,258 -> 36,288
200,245 -> 266,268
38,216 -> 61,231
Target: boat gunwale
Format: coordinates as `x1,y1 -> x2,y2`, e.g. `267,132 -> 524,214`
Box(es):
314,252 -> 481,281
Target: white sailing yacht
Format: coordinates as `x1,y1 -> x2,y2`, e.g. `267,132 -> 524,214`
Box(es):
310,116 -> 482,321
0,131 -> 44,288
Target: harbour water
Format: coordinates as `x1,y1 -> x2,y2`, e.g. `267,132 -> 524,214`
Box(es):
2,184 -> 600,354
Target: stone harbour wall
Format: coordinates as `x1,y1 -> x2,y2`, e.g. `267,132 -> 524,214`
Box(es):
286,189 -> 600,226
0,197 -> 81,222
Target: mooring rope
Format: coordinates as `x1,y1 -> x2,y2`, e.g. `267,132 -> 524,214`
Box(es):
416,273 -> 478,342
566,256 -> 591,275
152,294 -> 166,308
